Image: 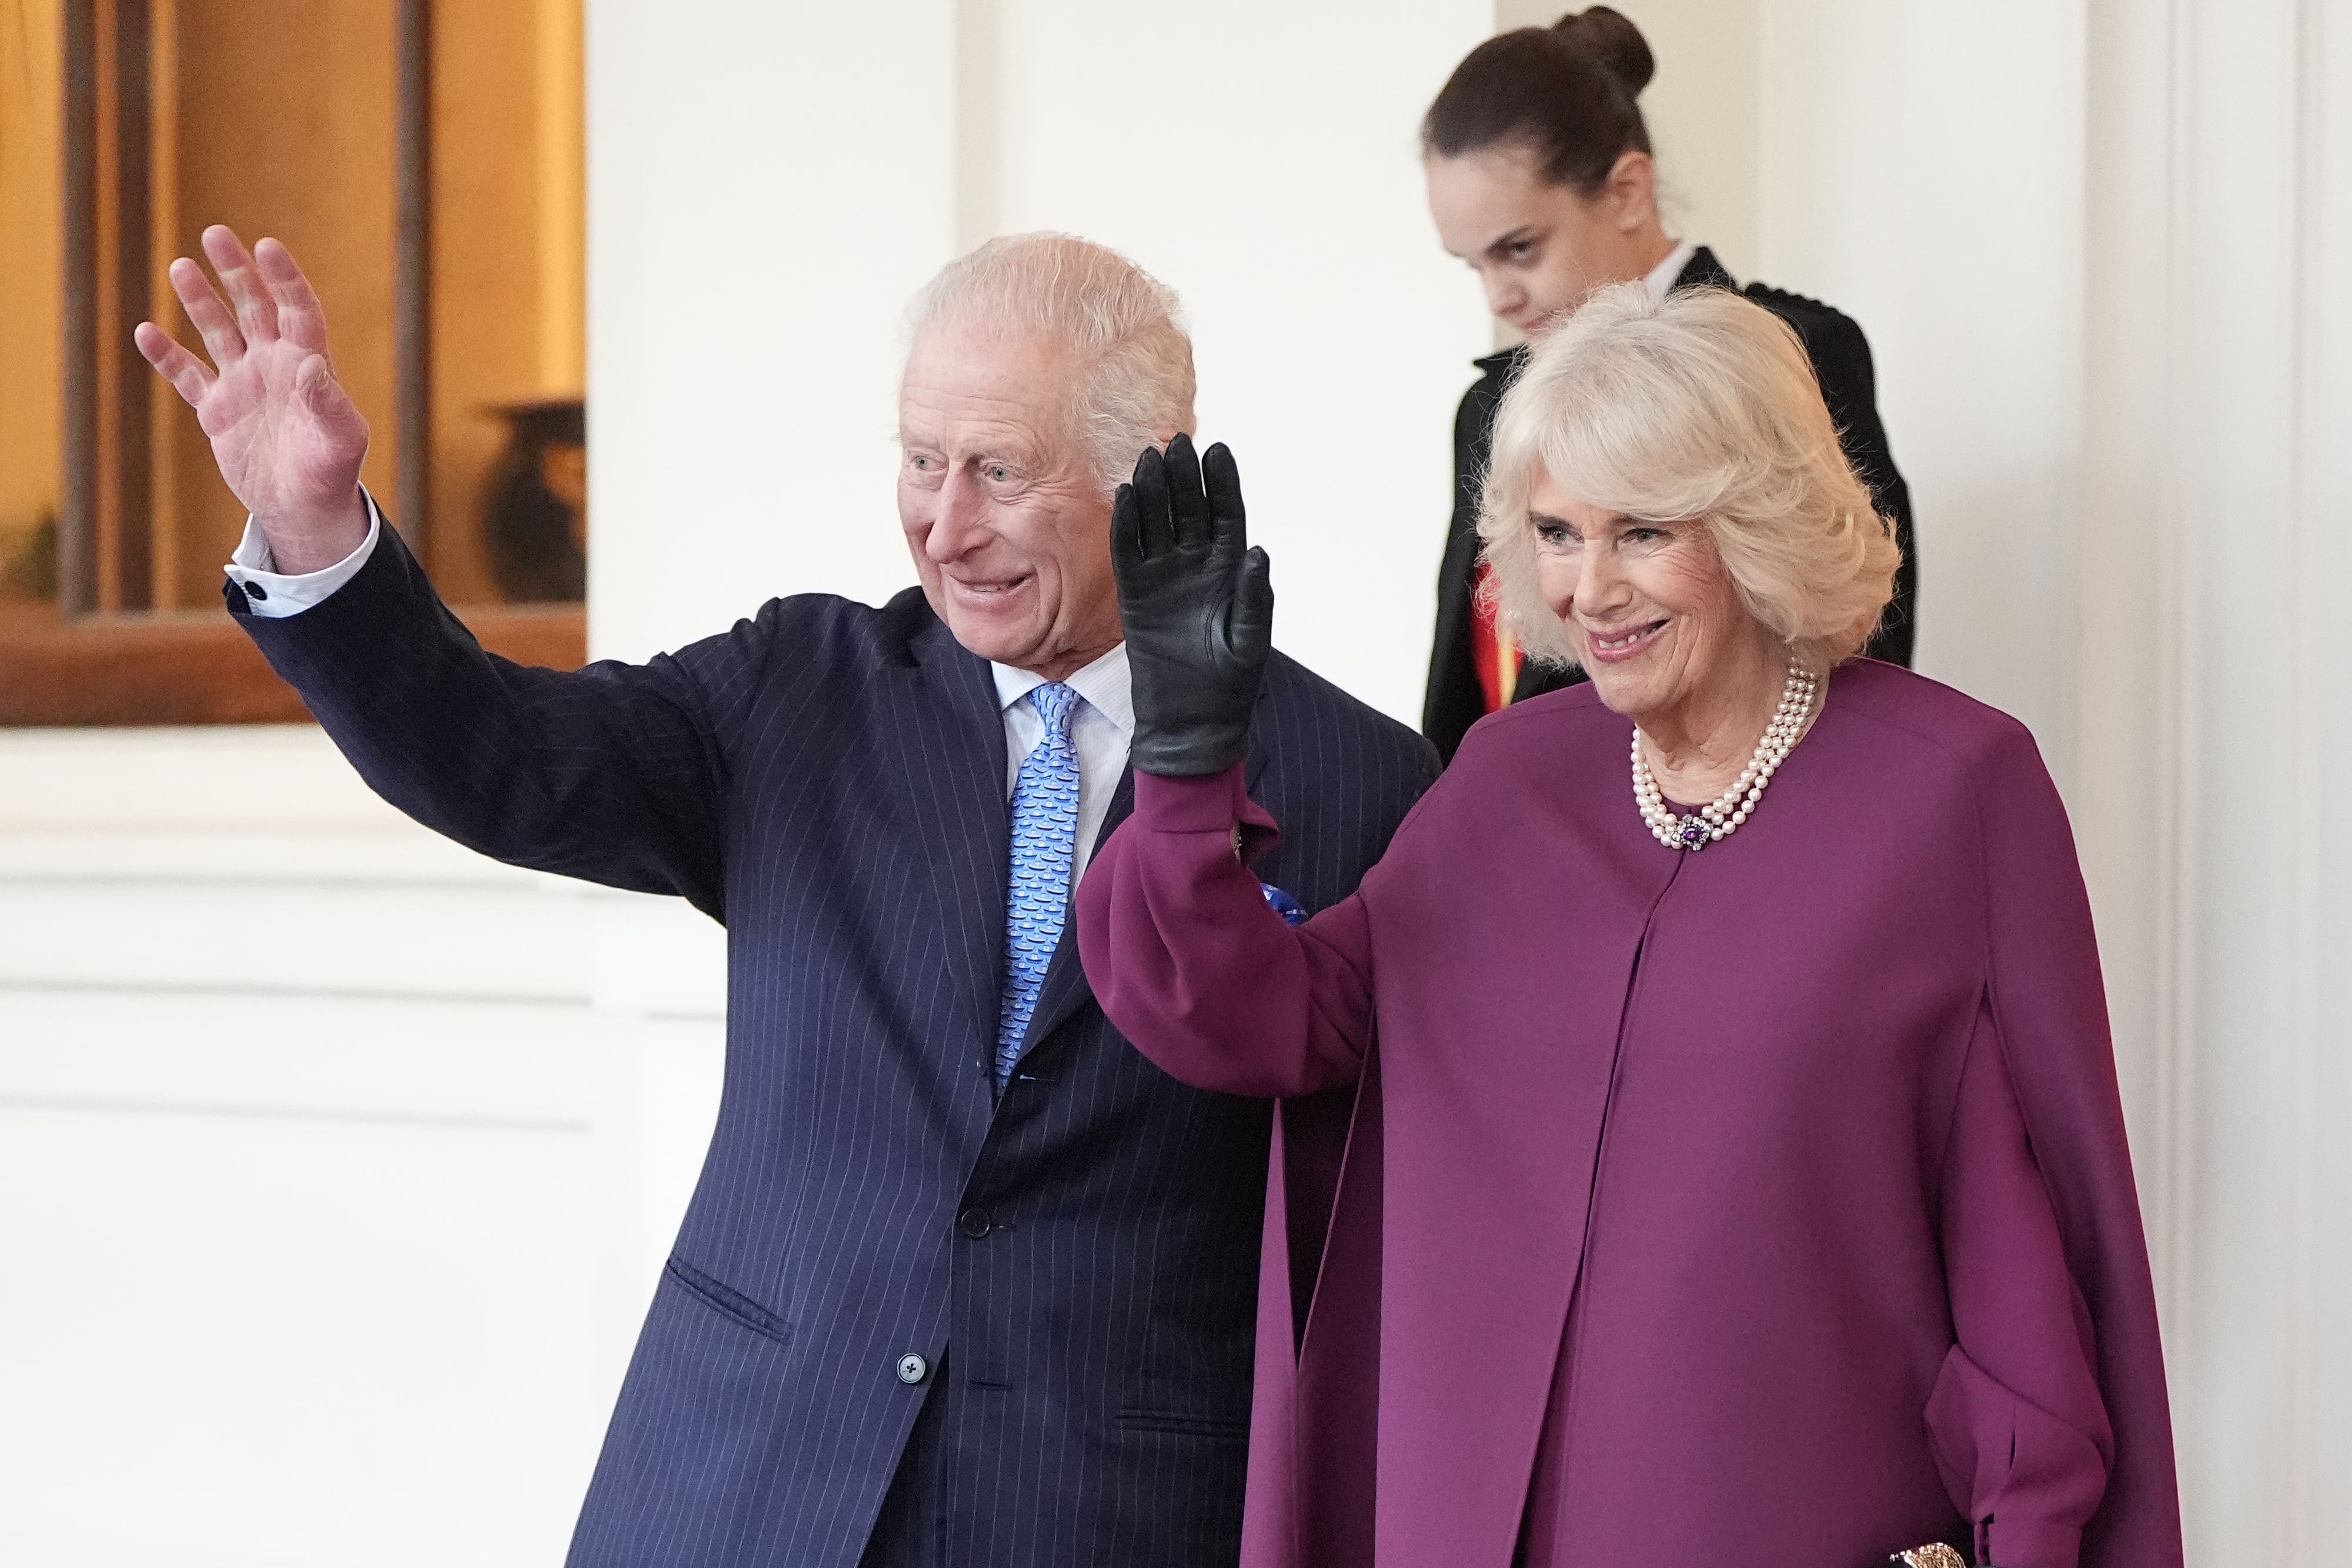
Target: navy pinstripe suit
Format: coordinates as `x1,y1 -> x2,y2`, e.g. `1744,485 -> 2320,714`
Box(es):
231,523 -> 1436,1568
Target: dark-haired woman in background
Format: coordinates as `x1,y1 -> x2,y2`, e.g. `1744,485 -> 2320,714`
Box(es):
1421,6 -> 1919,763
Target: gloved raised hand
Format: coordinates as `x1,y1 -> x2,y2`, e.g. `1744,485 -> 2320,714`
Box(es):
1112,434 -> 1274,777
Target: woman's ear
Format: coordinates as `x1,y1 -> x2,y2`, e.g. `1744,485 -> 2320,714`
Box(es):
1601,150 -> 1657,233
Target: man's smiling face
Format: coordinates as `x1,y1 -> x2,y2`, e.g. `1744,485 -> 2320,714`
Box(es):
897,322 -> 1121,680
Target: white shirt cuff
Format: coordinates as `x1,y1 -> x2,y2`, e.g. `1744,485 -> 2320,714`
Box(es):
225,492 -> 383,617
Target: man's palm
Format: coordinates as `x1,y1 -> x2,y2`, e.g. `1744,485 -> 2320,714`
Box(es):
135,226 -> 370,568
196,327 -> 365,521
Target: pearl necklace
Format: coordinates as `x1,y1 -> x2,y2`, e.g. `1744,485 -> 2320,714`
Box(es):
1631,666 -> 1819,851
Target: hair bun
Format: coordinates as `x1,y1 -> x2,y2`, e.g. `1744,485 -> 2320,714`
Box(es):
1552,6 -> 1656,96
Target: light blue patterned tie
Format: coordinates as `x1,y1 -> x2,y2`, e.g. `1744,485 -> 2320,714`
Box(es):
996,681 -> 1082,1085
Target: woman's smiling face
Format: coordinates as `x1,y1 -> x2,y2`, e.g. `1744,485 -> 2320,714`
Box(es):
1528,466 -> 1767,728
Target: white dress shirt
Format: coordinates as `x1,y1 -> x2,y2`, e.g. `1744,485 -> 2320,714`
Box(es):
225,494 -> 1138,895
224,494 -> 385,616
991,644 -> 1134,894
1643,238 -> 1699,302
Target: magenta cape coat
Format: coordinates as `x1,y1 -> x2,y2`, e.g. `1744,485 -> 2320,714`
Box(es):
1076,661 -> 2181,1568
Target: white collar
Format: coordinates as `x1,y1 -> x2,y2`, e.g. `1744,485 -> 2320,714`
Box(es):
1644,238 -> 1699,302
990,643 -> 1135,736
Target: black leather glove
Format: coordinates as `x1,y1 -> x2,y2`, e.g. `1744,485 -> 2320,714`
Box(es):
1112,433 -> 1273,777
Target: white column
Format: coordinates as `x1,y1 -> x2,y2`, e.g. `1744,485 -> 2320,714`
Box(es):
2079,2 -> 2352,1560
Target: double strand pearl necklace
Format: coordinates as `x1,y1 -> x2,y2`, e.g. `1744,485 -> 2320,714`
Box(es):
1631,665 -> 1819,851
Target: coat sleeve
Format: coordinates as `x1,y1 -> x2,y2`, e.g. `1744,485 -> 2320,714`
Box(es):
1928,999 -> 2114,1568
1076,764 -> 1378,1098
235,515 -> 775,920
1927,723 -> 2184,1567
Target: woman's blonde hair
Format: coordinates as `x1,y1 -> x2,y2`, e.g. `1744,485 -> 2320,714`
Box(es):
1477,282 -> 1899,674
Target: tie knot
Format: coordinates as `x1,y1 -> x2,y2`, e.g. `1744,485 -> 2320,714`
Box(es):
1030,681 -> 1078,738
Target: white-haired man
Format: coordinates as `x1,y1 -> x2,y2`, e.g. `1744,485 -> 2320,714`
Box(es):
136,226 -> 1438,1568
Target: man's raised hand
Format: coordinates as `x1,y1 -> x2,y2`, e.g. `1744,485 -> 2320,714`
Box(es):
133,226 -> 370,575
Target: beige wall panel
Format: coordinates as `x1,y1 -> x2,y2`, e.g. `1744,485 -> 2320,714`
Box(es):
164,0 -> 400,607
0,0 -> 64,567
429,0 -> 559,606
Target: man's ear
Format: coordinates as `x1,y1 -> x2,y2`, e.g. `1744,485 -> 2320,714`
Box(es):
1602,151 -> 1657,233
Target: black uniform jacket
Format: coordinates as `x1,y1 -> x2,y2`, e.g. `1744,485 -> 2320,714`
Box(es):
1422,245 -> 1919,763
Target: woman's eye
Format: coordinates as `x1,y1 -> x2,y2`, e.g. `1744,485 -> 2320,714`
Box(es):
987,464 -> 1010,483
1508,240 -> 1537,261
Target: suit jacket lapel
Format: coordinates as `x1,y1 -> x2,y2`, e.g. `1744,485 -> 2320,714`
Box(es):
904,615 -> 1013,1076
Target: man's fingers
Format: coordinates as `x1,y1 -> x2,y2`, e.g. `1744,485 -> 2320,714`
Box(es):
1131,444 -> 1176,561
200,225 -> 279,344
1164,433 -> 1210,553
1201,442 -> 1247,571
133,321 -> 216,407
168,255 -> 245,367
254,237 -> 330,355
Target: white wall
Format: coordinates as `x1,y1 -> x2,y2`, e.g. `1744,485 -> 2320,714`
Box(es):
584,1 -> 957,661
1755,0 -> 2091,783
0,728 -> 724,1567
2073,1 -> 2352,1557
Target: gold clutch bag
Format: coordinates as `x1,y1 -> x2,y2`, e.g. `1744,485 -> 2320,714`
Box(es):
1886,1549 -> 1967,1568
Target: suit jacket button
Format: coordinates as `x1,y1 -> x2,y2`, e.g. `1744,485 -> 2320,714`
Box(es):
896,1353 -> 928,1385
957,1207 -> 993,1239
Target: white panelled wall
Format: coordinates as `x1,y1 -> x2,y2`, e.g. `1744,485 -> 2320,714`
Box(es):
0,730 -> 726,1566
2072,1 -> 2352,1557
2,2 -> 2346,1563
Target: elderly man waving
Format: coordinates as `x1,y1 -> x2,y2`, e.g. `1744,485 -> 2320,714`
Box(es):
136,226 -> 1436,1568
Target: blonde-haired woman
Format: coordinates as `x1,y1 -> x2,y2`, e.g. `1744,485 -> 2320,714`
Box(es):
1078,285 -> 2181,1568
